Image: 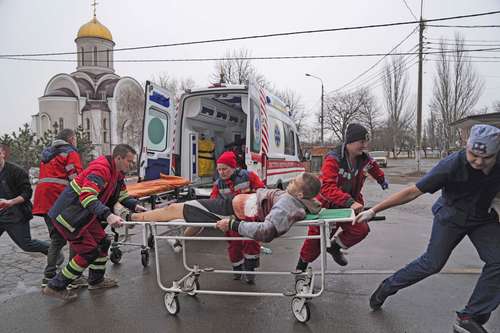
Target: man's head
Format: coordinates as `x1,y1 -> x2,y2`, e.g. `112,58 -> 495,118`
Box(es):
286,172 -> 321,200
0,144 -> 8,167
465,124 -> 500,171
216,151 -> 237,180
112,144 -> 137,173
345,123 -> 369,157
56,128 -> 77,147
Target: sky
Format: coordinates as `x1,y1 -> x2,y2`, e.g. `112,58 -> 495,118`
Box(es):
0,0 -> 499,136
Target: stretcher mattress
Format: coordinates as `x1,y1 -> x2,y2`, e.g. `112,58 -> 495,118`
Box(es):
126,174 -> 191,198
305,208 -> 354,220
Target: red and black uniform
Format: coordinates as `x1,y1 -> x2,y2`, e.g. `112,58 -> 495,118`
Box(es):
299,145 -> 386,263
46,156 -> 138,289
33,140 -> 83,215
32,139 -> 83,279
210,169 -> 264,267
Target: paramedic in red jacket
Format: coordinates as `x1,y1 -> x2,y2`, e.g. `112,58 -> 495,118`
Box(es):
42,144 -> 144,301
297,123 -> 388,271
211,151 -> 265,284
33,129 -> 83,287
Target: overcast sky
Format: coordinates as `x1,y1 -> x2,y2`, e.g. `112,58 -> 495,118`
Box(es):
1,0 -> 499,136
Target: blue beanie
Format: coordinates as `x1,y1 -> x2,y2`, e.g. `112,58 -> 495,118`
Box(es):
467,124 -> 500,156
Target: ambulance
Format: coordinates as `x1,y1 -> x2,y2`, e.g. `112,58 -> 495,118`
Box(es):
138,80 -> 305,196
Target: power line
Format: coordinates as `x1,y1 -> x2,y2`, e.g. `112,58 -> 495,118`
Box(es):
333,26 -> 419,92
2,46 -> 498,64
1,10 -> 500,58
427,24 -> 500,28
401,0 -> 418,20
427,38 -> 500,43
426,41 -> 500,47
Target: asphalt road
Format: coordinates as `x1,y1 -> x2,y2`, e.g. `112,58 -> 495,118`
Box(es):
0,158 -> 498,333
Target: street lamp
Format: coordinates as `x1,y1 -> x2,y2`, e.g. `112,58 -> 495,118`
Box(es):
305,73 -> 324,145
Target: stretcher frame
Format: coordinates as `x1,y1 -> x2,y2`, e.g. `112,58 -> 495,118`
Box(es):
109,185 -> 195,267
123,210 -> 358,323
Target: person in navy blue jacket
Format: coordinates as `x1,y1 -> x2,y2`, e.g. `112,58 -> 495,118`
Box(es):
355,124 -> 500,333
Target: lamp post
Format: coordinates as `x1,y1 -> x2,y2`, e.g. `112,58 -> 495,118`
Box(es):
305,73 -> 324,145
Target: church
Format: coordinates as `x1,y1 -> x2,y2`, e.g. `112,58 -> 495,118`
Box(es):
32,12 -> 144,156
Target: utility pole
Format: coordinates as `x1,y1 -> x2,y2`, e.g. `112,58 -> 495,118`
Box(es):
416,7 -> 424,173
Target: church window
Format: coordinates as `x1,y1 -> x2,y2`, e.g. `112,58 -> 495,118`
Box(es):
103,131 -> 108,143
94,47 -> 98,65
106,49 -> 110,67
81,47 -> 85,66
59,118 -> 64,130
103,118 -> 107,129
86,118 -> 90,130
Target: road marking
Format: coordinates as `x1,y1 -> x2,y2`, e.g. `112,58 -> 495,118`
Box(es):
323,268 -> 481,275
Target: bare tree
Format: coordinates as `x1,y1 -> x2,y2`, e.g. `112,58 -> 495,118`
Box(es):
150,72 -> 195,96
210,48 -> 269,88
429,34 -> 484,154
116,85 -> 145,152
272,88 -> 307,134
494,101 -> 500,112
357,88 -> 382,137
382,55 -> 414,158
323,88 -> 370,143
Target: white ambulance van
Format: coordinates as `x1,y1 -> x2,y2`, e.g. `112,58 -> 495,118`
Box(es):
138,80 -> 305,196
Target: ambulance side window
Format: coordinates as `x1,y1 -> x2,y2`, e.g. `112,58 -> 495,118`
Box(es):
146,107 -> 169,152
283,123 -> 295,156
249,100 -> 261,154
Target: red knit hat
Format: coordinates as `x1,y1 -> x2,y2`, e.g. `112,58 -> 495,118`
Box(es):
216,151 -> 237,168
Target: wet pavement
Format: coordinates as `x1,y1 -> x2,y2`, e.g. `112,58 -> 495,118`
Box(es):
0,158 -> 499,332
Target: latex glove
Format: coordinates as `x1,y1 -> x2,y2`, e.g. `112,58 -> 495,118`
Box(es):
216,218 -> 230,232
135,204 -> 147,212
380,180 -> 389,190
353,208 -> 375,225
106,213 -> 124,228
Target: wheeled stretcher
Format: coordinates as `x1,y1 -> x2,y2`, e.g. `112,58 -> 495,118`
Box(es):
124,208 -> 384,322
109,175 -> 193,267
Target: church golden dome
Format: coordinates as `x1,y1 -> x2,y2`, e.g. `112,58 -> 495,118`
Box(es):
77,16 -> 113,41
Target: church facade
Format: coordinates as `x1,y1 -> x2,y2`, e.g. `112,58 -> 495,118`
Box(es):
32,15 -> 144,156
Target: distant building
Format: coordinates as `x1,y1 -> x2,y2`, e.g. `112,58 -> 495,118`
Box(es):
451,112 -> 500,143
32,13 -> 144,155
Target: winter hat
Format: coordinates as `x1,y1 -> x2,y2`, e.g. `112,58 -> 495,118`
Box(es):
217,151 -> 237,168
345,123 -> 369,144
466,124 -> 500,156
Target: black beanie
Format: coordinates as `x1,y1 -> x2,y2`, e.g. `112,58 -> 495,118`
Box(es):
345,123 -> 369,144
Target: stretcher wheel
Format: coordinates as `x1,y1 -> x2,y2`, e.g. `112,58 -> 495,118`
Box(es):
148,235 -> 155,249
295,278 -> 310,295
164,293 -> 179,315
109,248 -> 122,264
141,249 -> 150,267
291,297 -> 310,323
184,275 -> 200,296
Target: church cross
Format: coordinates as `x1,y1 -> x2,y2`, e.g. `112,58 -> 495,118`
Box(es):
91,0 -> 98,18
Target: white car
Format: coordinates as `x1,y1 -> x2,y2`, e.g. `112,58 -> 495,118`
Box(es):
369,151 -> 388,168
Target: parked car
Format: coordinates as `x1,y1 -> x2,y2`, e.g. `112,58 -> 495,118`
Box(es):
369,151 -> 388,168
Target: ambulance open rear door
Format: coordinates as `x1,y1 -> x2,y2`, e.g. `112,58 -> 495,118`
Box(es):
138,81 -> 175,181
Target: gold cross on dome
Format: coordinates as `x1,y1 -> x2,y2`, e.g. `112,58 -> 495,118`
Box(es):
91,0 -> 98,17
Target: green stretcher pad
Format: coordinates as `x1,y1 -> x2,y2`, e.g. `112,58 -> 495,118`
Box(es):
305,208 -> 354,221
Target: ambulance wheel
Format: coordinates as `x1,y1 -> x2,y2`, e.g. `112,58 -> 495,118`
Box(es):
291,297 -> 310,323
147,234 -> 155,249
164,293 -> 179,315
141,249 -> 150,267
110,248 -> 122,264
295,278 -> 310,295
184,275 -> 200,296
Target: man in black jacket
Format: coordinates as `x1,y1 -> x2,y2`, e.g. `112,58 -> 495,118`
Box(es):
0,144 -> 49,255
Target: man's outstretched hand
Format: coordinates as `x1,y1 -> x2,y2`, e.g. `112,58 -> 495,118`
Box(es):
353,208 -> 375,225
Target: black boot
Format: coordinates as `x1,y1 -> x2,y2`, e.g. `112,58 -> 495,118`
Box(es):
233,264 -> 243,280
327,241 -> 348,266
243,258 -> 259,285
296,258 -> 308,272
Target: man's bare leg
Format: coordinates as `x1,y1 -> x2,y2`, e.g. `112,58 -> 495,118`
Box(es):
130,203 -> 185,221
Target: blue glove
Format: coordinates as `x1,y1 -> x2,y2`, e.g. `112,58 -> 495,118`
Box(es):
380,180 -> 389,190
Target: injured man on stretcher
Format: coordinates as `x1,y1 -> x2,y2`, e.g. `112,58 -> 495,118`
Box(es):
115,173 -> 321,242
